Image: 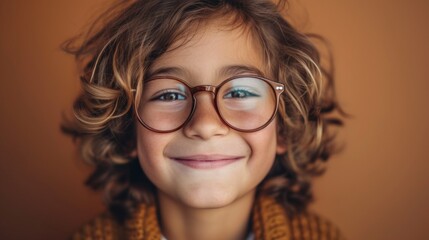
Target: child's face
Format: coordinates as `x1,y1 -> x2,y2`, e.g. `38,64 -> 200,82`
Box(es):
136,19 -> 285,209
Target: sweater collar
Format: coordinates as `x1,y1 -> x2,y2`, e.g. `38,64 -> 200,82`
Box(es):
124,194 -> 291,240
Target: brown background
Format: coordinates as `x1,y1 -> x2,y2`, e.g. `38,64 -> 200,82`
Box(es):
1,0 -> 428,239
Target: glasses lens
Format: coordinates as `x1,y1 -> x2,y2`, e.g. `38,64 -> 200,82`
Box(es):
138,78 -> 192,131
217,77 -> 276,130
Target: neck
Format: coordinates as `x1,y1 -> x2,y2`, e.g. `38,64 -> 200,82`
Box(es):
157,190 -> 255,240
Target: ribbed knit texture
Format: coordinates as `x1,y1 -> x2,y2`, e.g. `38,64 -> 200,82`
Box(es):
71,195 -> 345,240
252,195 -> 345,240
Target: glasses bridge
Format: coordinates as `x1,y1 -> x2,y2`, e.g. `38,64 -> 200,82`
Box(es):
191,85 -> 217,94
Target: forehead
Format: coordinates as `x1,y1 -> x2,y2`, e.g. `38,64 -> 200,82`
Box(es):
148,18 -> 267,83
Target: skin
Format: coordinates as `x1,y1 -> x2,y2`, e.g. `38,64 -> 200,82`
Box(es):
135,18 -> 286,240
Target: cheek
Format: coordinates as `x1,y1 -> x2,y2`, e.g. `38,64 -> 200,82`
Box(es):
135,127 -> 170,182
249,122 -> 278,154
136,128 -> 156,162
244,122 -> 278,178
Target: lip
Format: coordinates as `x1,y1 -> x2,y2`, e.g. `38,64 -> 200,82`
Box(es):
171,154 -> 244,169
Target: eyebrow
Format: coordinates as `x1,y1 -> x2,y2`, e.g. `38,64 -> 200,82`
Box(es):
146,67 -> 184,79
218,65 -> 265,78
147,65 -> 265,81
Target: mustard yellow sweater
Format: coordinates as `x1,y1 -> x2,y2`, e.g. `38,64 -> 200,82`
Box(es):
71,195 -> 345,240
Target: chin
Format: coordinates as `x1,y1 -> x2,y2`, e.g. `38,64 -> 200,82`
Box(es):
183,198 -> 237,209
180,187 -> 241,209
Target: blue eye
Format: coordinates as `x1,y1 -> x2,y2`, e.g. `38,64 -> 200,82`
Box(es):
223,89 -> 260,99
151,91 -> 187,101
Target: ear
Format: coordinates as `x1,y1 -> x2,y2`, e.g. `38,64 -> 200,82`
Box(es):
129,148 -> 138,158
275,118 -> 287,154
276,134 -> 287,154
276,141 -> 287,154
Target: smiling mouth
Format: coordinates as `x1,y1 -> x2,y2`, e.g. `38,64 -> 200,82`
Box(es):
171,155 -> 244,169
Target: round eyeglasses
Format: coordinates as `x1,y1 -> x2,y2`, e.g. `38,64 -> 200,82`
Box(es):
133,75 -> 284,133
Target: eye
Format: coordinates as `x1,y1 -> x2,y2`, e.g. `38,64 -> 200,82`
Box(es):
223,88 -> 260,99
151,91 -> 187,101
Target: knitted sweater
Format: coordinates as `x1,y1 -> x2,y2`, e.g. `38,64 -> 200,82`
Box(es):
71,195 -> 345,240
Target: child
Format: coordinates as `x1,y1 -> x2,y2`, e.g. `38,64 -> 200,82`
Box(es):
63,0 -> 345,239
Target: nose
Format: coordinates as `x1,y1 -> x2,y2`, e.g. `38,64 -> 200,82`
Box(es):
183,92 -> 229,140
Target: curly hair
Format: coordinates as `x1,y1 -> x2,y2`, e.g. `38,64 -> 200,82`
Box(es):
62,0 -> 343,223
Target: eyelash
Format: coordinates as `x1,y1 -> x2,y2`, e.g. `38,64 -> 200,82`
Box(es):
223,88 -> 259,99
151,90 -> 187,101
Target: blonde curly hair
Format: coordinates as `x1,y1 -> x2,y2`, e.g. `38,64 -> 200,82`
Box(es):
62,0 -> 344,223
